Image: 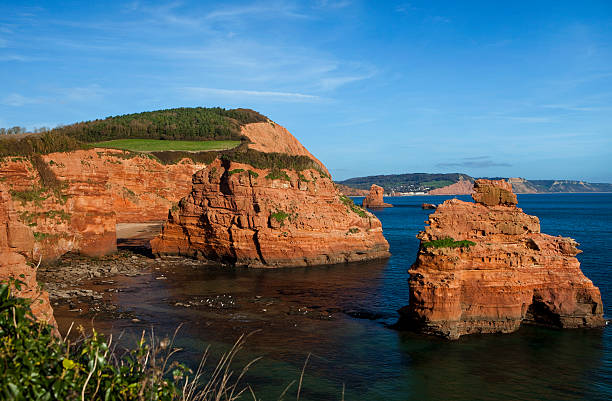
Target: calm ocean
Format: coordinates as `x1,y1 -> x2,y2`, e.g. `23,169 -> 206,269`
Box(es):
88,193 -> 612,400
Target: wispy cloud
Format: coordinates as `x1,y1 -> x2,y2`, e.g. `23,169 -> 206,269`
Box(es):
183,87 -> 319,101
540,103 -> 612,112
0,38 -> 7,48
503,116 -> 552,123
1,93 -> 41,107
317,73 -> 373,91
428,15 -> 450,24
314,0 -> 352,9
330,117 -> 377,127
1,85 -> 107,107
0,54 -> 35,62
469,112 -> 554,123
436,156 -> 511,169
395,3 -> 417,14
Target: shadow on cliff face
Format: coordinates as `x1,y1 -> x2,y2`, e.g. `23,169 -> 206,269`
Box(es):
396,326 -> 605,400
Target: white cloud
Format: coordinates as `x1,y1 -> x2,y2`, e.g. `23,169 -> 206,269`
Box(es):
1,85 -> 106,107
314,0 -> 352,9
317,73 -> 373,91
183,87 -> 319,101
1,93 -> 38,106
0,54 -> 34,62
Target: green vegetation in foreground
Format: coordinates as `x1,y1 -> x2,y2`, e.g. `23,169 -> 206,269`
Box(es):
0,281 -> 331,401
93,139 -> 241,152
422,237 -> 476,249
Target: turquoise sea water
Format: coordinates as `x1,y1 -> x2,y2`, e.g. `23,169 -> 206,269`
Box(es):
95,194 -> 611,400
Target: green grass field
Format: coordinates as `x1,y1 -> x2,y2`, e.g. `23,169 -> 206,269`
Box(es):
92,139 -> 241,152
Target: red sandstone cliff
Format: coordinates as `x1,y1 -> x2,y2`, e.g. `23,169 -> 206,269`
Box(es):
0,150 -> 205,261
400,179 -> 605,339
151,159 -> 390,267
241,122 -> 329,175
0,184 -> 55,326
362,184 -> 392,209
428,178 -> 474,195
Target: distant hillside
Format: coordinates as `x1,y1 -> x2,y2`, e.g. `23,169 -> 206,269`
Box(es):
337,173 -> 612,194
337,173 -> 473,193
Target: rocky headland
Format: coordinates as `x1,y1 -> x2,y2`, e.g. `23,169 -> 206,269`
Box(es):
398,179 -> 605,339
151,158 -> 390,267
362,184 -> 393,209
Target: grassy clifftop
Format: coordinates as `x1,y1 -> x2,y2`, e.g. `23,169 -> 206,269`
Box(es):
0,107 -> 267,158
0,107 -> 327,174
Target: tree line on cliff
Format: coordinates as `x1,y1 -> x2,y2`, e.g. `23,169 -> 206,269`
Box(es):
0,107 -> 268,158
0,107 -> 331,175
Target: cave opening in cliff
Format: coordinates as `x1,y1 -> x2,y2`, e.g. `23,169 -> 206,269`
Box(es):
524,295 -> 562,327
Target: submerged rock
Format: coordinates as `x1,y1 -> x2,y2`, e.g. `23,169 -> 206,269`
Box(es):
398,179 -> 605,339
362,184 -> 393,209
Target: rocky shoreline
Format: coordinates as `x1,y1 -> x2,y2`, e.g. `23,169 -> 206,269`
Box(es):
38,248 -> 385,337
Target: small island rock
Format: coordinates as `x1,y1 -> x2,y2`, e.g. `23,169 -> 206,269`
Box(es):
398,179 -> 605,339
362,184 -> 393,209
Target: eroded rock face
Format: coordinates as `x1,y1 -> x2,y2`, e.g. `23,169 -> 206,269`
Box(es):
151,159 -> 390,267
399,179 -> 605,339
362,184 -> 392,209
0,185 -> 56,326
241,122 -> 330,175
472,178 -> 517,206
0,150 -> 205,261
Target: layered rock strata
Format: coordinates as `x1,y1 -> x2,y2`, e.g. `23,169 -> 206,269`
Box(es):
0,150 -> 205,261
362,184 -> 392,209
0,184 -> 56,326
400,179 -> 605,339
151,159 -> 390,267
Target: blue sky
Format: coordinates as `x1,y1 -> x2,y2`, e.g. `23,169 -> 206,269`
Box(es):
1,1 -> 611,181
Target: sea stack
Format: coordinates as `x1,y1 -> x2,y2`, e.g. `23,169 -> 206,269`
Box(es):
362,184 -> 393,209
399,179 -> 605,339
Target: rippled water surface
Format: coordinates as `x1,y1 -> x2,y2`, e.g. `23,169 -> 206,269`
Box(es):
66,194 -> 612,400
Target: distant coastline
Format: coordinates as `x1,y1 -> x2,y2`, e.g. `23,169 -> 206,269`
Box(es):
337,173 -> 612,196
